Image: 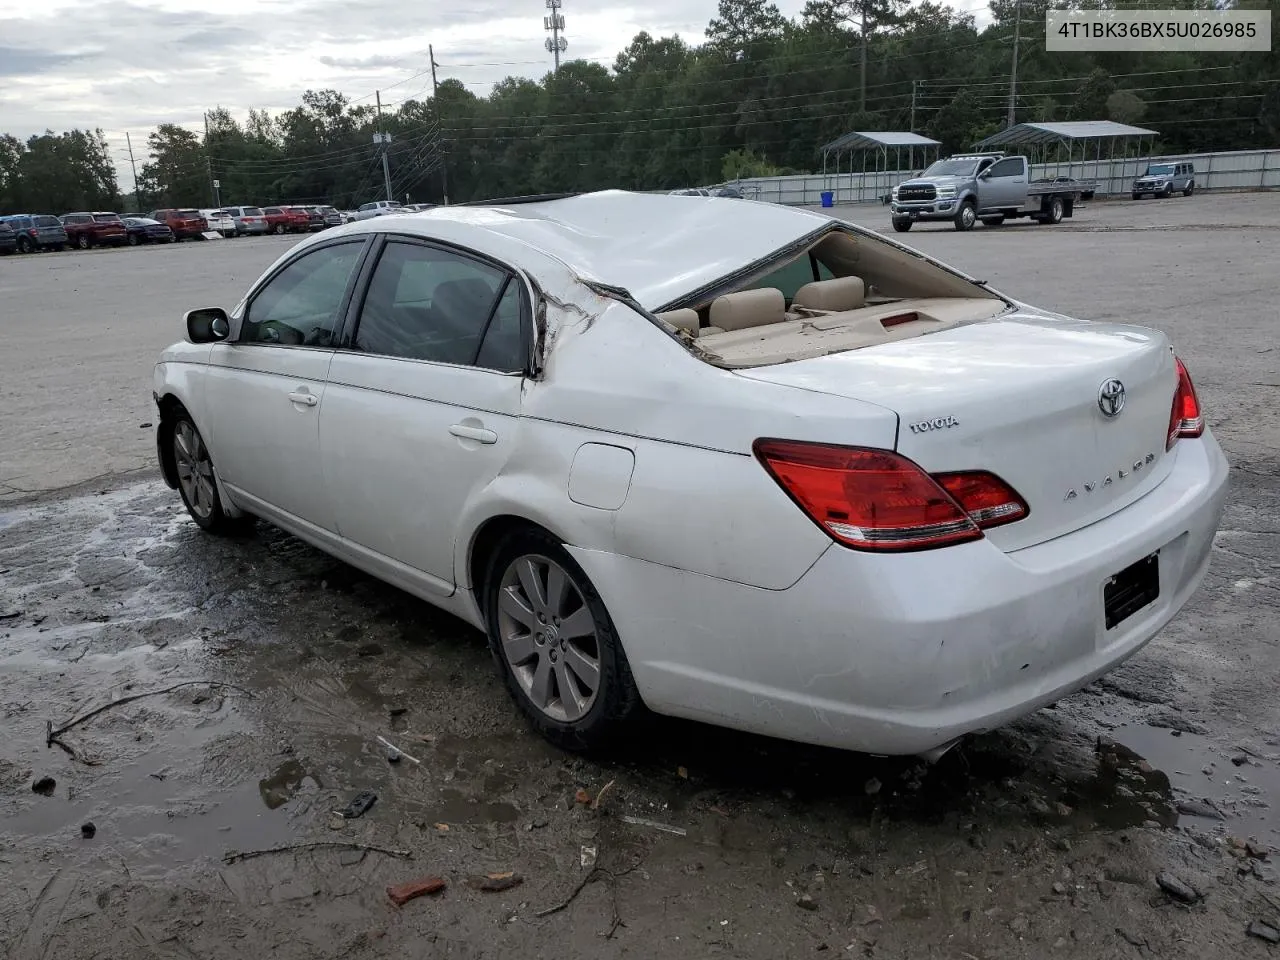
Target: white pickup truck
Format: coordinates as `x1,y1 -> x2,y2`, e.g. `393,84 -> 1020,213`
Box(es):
890,153 -> 1097,232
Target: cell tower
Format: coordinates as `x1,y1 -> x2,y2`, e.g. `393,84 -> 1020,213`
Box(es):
544,0 -> 566,72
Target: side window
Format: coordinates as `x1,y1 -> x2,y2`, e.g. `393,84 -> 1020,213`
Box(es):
745,254 -> 834,303
241,241 -> 365,347
475,279 -> 527,372
352,240 -> 506,365
987,158 -> 1023,178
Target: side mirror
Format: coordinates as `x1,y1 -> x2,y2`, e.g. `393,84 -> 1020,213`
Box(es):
186,307 -> 230,343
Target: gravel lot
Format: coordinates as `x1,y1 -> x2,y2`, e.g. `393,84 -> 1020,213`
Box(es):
1,195 -> 1278,959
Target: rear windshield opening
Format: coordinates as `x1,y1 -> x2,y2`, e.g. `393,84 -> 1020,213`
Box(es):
93,214 -> 121,223
653,227 -> 1012,368
34,216 -> 61,227
243,207 -> 263,216
177,209 -> 202,218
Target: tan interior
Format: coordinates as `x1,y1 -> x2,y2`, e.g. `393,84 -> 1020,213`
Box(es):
652,227 -> 1010,368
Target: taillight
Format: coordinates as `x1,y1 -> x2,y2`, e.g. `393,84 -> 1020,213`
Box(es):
753,439 -> 985,552
933,472 -> 1029,529
1167,357 -> 1204,449
28,228 -> 37,237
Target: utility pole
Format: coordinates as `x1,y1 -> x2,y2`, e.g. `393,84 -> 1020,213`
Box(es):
125,131 -> 140,210
202,111 -> 217,206
375,90 -> 393,202
544,0 -> 567,73
1007,0 -> 1021,128
429,45 -> 449,205
909,79 -> 921,172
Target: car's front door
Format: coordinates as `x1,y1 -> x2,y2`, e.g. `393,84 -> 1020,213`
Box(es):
201,237 -> 370,532
979,157 -> 1027,211
319,236 -> 530,594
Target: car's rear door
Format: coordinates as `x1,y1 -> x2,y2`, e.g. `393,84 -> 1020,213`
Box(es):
201,236 -> 372,532
319,234 -> 530,595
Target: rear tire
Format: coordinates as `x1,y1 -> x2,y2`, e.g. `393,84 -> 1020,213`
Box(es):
16,236 -> 31,254
1039,196 -> 1064,224
483,527 -> 642,753
953,201 -> 977,232
891,217 -> 912,233
980,215 -> 1005,226
77,234 -> 91,250
169,413 -> 252,536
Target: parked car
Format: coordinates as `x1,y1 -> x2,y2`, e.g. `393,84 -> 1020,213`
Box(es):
314,205 -> 344,228
122,216 -> 175,245
290,205 -> 326,231
1132,162 -> 1196,199
261,206 -> 311,234
338,210 -> 358,223
403,203 -> 437,212
0,219 -> 16,254
223,206 -> 270,236
200,209 -> 238,237
153,190 -> 1227,759
353,199 -> 405,220
0,214 -> 68,252
60,211 -> 128,249
890,153 -> 1096,231
150,209 -> 208,240
668,187 -> 711,196
710,186 -> 744,199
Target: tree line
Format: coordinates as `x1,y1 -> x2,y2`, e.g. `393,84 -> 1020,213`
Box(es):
2,0 -> 1277,214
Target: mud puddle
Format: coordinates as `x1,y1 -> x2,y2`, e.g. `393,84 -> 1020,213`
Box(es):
1113,723 -> 1280,839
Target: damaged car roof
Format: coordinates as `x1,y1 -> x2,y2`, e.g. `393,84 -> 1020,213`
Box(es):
405,190 -> 837,311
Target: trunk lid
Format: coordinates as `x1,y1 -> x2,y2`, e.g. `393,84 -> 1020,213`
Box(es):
734,313 -> 1179,551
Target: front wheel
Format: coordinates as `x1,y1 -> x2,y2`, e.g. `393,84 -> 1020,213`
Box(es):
128,233 -> 140,246
1183,181 -> 1195,197
953,201 -> 976,232
1132,192 -> 1142,201
484,529 -> 642,752
274,223 -> 286,235
170,415 -> 251,536
1162,183 -> 1173,198
891,217 -> 912,233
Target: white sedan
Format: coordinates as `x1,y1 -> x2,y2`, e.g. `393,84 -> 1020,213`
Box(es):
152,191 -> 1228,758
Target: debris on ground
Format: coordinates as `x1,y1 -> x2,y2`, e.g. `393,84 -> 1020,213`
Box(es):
80,822 -> 96,839
574,787 -> 591,805
375,735 -> 420,764
1247,921 -> 1280,944
32,776 -> 56,796
433,823 -> 449,833
1177,799 -> 1225,820
466,871 -> 524,893
677,766 -> 688,779
580,846 -> 597,870
796,894 -> 818,911
864,778 -> 882,796
591,779 -> 616,811
1052,882 -> 1068,895
387,877 -> 446,906
340,791 -> 377,819
1156,872 -> 1201,904
224,841 -> 412,864
620,815 -> 687,836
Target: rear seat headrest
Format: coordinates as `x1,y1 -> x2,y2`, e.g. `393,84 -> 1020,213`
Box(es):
655,308 -> 700,335
709,287 -> 785,331
793,276 -> 865,312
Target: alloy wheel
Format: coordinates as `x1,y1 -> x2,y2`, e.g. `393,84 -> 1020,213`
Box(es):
173,420 -> 217,520
495,554 -> 601,723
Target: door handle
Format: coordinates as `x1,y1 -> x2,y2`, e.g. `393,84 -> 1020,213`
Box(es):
450,424 -> 497,444
287,390 -> 318,406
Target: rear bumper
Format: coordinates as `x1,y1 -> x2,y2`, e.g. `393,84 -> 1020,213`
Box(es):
569,432 -> 1229,756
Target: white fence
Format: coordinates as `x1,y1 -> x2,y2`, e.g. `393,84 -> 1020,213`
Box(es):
725,148 -> 1280,206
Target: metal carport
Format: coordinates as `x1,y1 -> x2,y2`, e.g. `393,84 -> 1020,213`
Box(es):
820,131 -> 942,204
973,121 -> 1159,188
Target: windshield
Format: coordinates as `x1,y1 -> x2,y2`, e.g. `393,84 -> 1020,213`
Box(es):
1144,164 -> 1175,176
921,159 -> 978,178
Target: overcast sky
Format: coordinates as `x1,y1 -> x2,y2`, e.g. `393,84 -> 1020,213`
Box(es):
0,0 -> 828,176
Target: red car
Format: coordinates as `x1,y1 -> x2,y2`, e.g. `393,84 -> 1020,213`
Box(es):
261,205 -> 313,234
60,212 -> 128,249
150,208 -> 208,241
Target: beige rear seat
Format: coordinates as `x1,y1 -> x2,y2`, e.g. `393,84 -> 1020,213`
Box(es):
793,276 -> 865,312
709,287 -> 786,331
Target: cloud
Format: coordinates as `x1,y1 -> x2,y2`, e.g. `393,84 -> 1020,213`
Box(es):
317,54 -> 407,70
0,46 -> 87,77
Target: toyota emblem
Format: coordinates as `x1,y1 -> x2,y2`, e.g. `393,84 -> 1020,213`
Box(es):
1098,378 -> 1126,418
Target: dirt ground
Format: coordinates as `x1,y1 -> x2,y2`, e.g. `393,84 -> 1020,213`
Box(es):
2,193 -> 1279,959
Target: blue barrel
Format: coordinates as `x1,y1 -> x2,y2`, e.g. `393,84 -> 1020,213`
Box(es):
820,190 -> 834,208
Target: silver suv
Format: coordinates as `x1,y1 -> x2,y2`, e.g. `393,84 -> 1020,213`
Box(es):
1132,162 -> 1195,200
